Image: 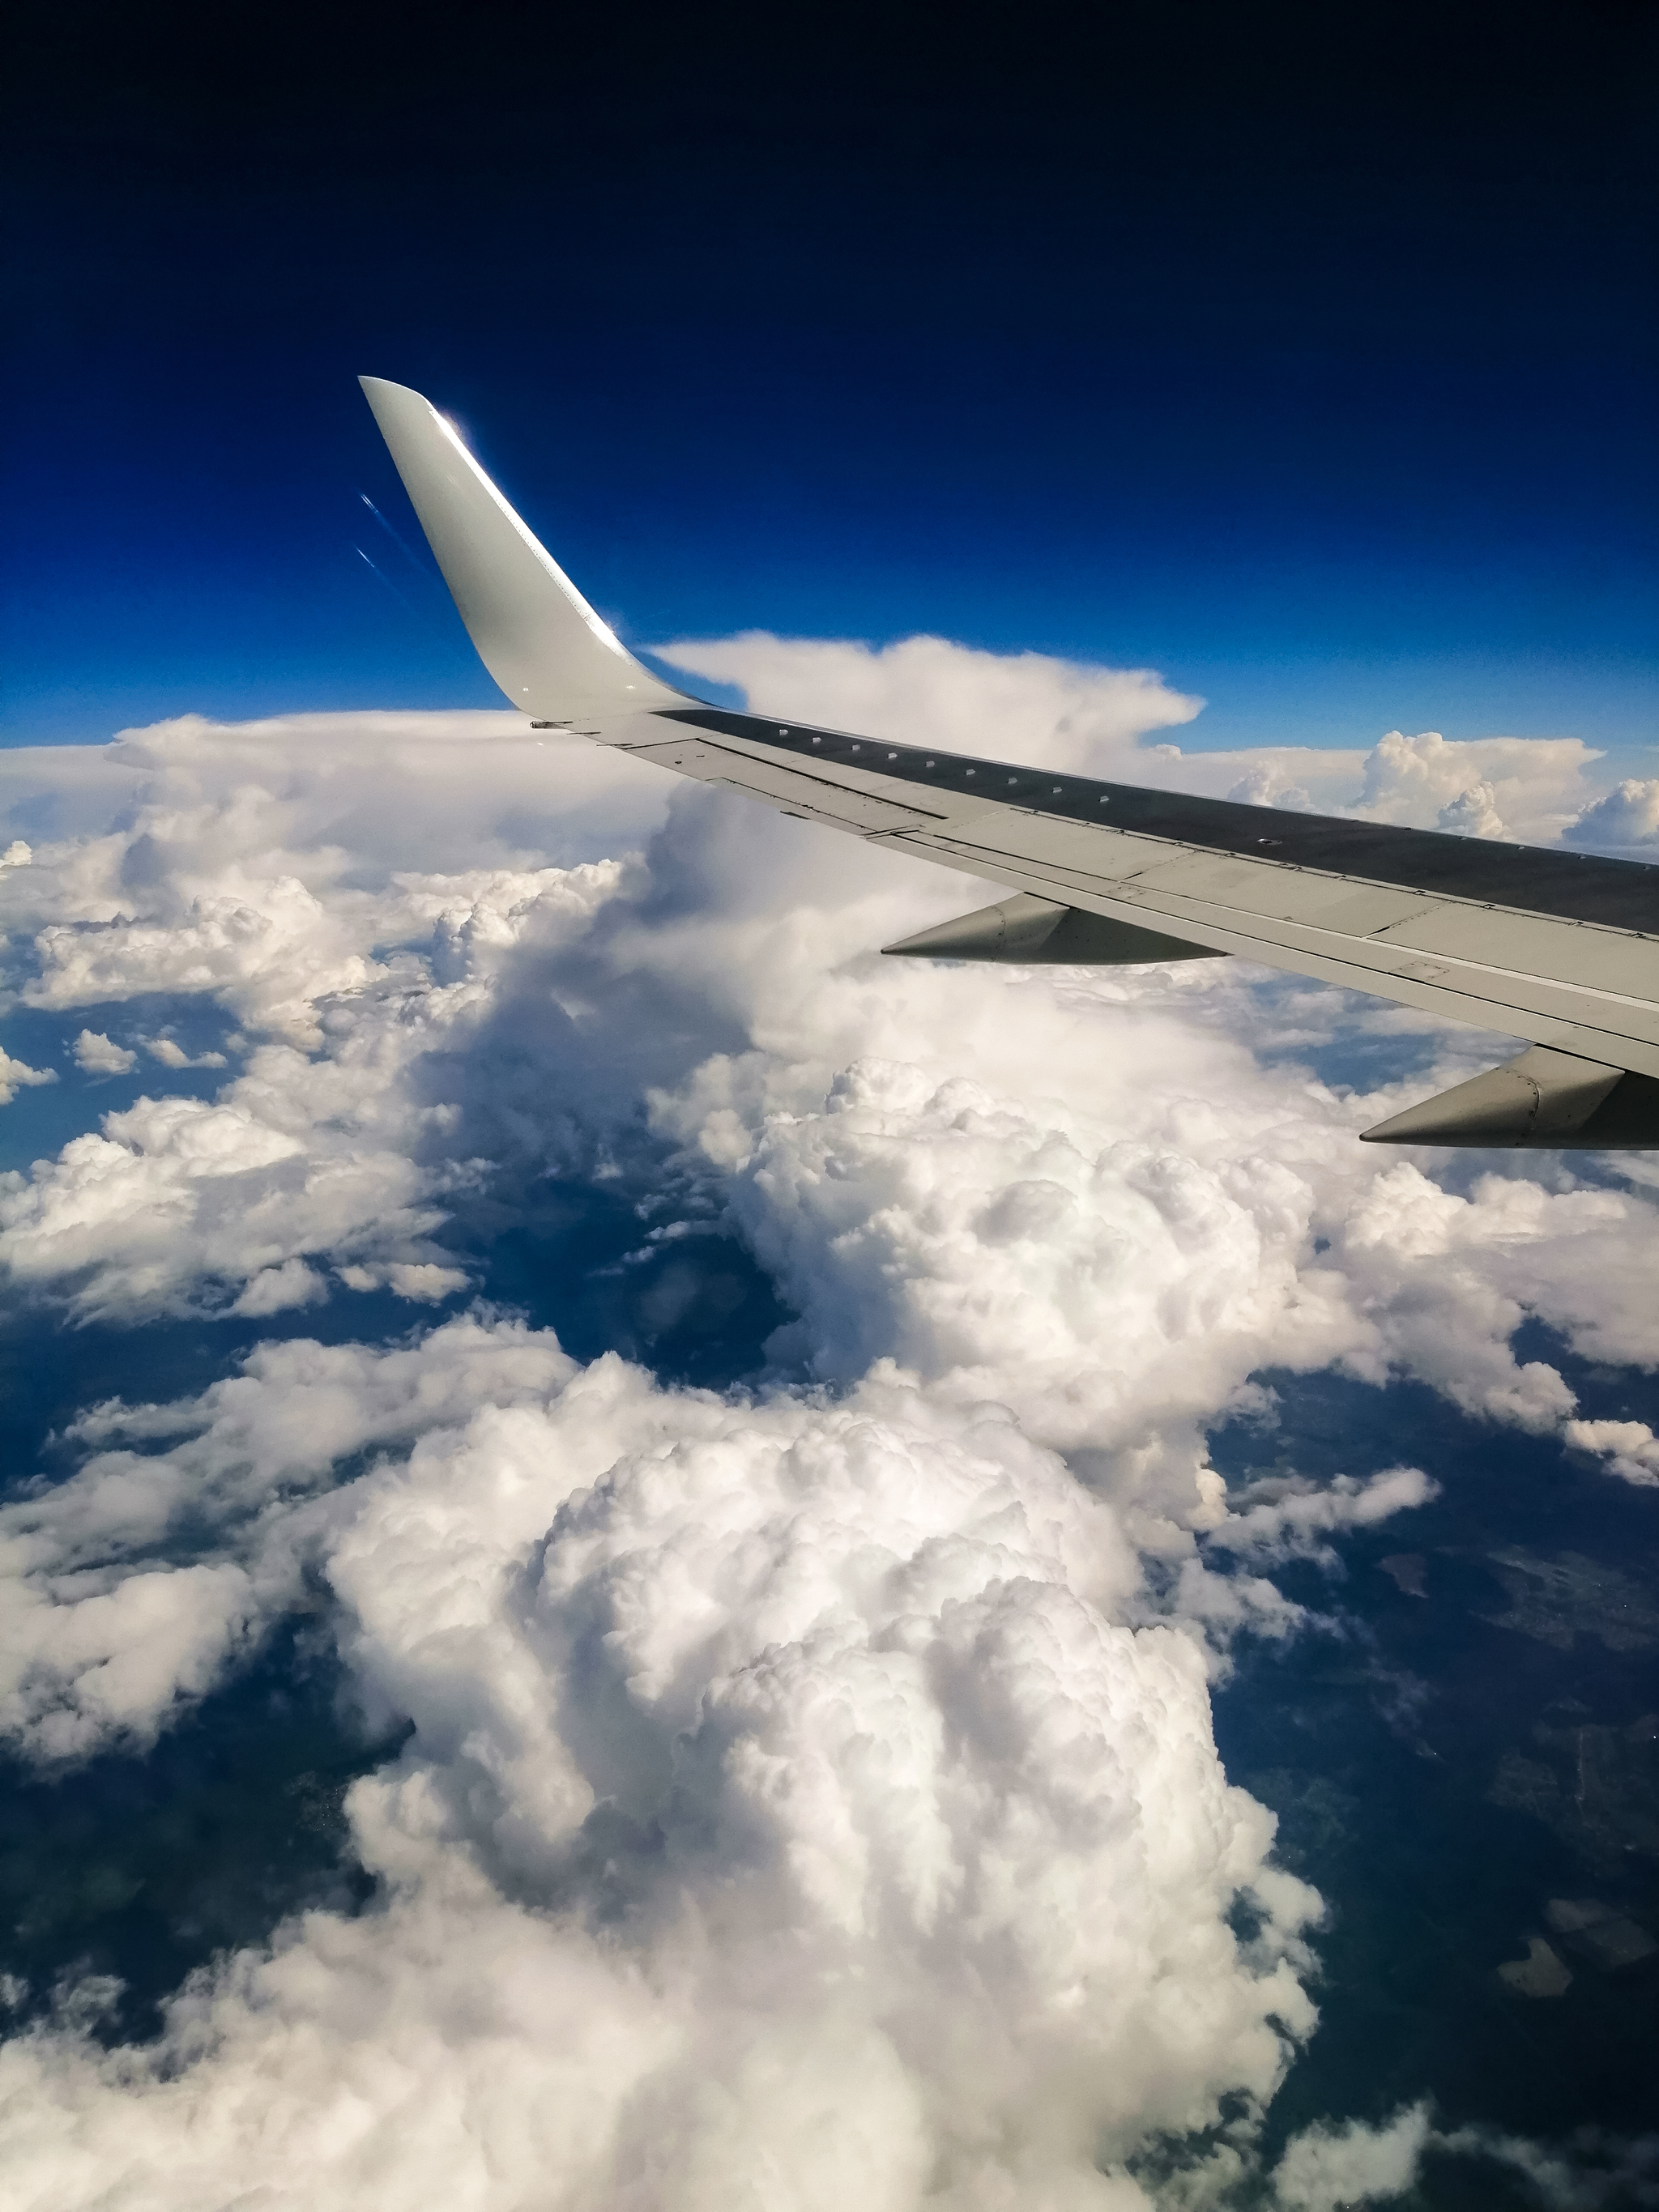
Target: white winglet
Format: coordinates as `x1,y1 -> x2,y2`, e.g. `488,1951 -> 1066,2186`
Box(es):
359,377 -> 686,724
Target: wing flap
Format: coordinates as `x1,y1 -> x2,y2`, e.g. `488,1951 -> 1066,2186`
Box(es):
884,824 -> 1659,1079
1369,904 -> 1657,997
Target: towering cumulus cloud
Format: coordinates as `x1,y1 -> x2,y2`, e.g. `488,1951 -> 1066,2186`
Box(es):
0,654 -> 1651,2206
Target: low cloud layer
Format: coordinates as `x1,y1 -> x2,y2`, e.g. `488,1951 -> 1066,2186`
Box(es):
1564,778 -> 1659,855
0,646 -> 1652,2206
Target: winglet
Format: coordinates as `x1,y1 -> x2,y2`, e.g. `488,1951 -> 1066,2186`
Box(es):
358,377 -> 685,723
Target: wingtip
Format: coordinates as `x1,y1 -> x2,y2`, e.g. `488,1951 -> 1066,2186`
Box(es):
358,374 -> 429,405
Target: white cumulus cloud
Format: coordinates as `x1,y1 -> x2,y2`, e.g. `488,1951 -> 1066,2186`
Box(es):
144,1037 -> 228,1069
0,1051 -> 56,1106
1565,775 -> 1659,854
1270,2102 -> 1433,2209
0,671 -> 1650,2208
0,1323 -> 1326,2207
1562,1417 -> 1659,1488
655,630 -> 1206,776
70,1029 -> 136,1076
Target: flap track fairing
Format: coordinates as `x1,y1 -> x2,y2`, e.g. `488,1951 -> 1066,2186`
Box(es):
882,893 -> 1222,966
1362,1046 -> 1659,1149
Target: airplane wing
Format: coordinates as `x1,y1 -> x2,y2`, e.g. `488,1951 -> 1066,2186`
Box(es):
360,376 -> 1659,1149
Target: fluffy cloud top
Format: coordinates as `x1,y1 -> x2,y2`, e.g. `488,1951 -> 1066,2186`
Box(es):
1350,728 -> 1605,843
71,1029 -> 136,1076
0,654 -> 1650,2207
145,1037 -> 226,1070
1270,2103 -> 1432,2211
656,631 -> 1205,776
0,1050 -> 56,1106
1563,1417 -> 1659,1488
0,1316 -> 1328,2208
1565,776 -> 1659,854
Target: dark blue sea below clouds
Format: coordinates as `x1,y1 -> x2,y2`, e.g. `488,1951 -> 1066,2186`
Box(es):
1201,1332 -> 1659,2205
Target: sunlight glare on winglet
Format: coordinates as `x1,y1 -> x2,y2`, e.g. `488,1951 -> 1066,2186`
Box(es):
359,376 -> 685,720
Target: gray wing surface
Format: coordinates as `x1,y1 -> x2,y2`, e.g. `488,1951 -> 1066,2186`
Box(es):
361,377 -> 1659,1147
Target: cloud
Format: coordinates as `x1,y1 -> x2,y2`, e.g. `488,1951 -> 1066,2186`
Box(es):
1338,1160 -> 1659,1384
1432,2123 -> 1659,2209
1201,1467 -> 1439,1563
1229,726 -> 1606,847
0,1050 -> 56,1106
144,1037 -> 227,1070
0,699 -> 1644,1692
0,681 -> 1651,2205
0,1321 -> 1324,2205
0,700 -> 1643,1643
0,710 -> 667,1051
0,1561 -> 262,1766
1270,2103 -> 1433,2209
0,1085 -> 451,1324
1351,729 -> 1604,845
1269,2105 -> 1659,2210
0,1315 -> 575,1761
335,1259 -> 471,1302
0,858 -> 626,1323
1562,1417 -> 1659,1488
1564,776 -> 1659,855
655,632 -> 1205,776
70,1029 -> 135,1076
1435,778 -> 1506,839
230,1255 -> 330,1315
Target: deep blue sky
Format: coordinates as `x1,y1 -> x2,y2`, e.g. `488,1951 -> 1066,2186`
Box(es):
5,0 -> 1655,760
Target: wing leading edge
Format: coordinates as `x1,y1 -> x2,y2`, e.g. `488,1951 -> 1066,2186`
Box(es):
360,377 -> 1659,1147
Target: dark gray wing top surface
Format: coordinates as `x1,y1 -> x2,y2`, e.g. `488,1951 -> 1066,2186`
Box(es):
658,706 -> 1659,933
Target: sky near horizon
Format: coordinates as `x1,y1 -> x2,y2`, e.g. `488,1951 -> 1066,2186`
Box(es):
5,3 -> 1655,765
